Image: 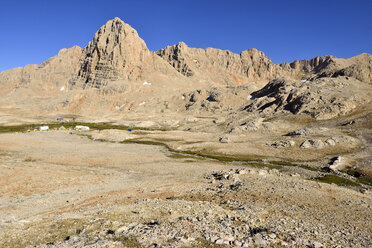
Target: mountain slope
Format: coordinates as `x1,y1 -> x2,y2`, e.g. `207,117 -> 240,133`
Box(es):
0,46 -> 82,97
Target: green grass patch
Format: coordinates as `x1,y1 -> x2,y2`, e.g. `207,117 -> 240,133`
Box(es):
312,175 -> 360,187
343,169 -> 372,186
123,139 -> 299,170
166,153 -> 204,160
271,161 -> 297,166
0,122 -> 158,134
243,162 -> 282,170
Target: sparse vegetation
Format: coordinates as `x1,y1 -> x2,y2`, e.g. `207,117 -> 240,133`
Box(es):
343,169 -> 372,186
312,175 -> 360,187
113,235 -> 142,247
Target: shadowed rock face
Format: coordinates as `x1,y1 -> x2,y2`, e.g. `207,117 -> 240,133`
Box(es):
313,54 -> 372,83
282,53 -> 372,83
244,76 -> 372,120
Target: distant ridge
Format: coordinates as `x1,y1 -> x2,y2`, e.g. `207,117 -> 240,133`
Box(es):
0,17 -> 371,97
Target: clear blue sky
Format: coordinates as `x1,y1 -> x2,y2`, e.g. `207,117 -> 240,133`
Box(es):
0,0 -> 371,72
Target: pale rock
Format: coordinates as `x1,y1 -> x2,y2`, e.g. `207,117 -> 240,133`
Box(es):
258,170 -> 267,176
115,226 -> 128,234
300,139 -> 324,149
313,241 -> 324,248
215,238 -> 224,244
325,138 -> 336,146
184,116 -> 198,123
329,156 -> 346,171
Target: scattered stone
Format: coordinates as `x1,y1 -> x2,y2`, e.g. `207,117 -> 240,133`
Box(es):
271,140 -> 295,148
313,241 -> 324,248
300,140 -> 312,149
219,136 -> 230,143
184,116 -> 198,123
115,225 -> 128,234
258,170 -> 267,176
329,156 -> 346,171
300,139 -> 324,149
285,128 -> 312,137
215,238 -> 224,244
325,138 -> 336,146
342,120 -> 355,126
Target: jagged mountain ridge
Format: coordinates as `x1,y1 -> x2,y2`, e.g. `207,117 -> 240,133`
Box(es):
157,42 -> 372,85
1,17 -> 370,95
0,16 -> 371,121
156,42 -> 284,85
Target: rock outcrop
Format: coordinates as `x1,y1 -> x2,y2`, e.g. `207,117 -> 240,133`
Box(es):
70,17 -> 184,89
283,53 -> 372,83
244,76 -> 372,119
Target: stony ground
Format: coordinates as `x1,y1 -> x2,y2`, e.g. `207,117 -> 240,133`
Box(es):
0,130 -> 371,248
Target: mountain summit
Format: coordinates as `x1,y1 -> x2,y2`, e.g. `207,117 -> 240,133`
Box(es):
0,17 -> 370,119
71,17 -> 183,89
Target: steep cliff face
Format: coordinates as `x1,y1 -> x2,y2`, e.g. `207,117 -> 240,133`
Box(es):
70,17 -> 184,89
0,46 -> 82,96
156,42 -> 285,85
157,42 -> 372,84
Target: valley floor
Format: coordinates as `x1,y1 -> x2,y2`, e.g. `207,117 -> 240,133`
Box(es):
0,130 -> 371,247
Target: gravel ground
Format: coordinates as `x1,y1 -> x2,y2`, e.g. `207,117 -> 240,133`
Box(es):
0,131 -> 371,247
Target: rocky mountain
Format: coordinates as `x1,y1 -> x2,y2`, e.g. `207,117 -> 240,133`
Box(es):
283,53 -> 372,82
157,42 -> 372,85
0,45 -> 82,97
70,17 -> 185,90
156,42 -> 285,85
1,17 -> 370,95
0,17 -> 370,121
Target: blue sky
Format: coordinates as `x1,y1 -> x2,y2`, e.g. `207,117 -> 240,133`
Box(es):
0,0 -> 371,72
